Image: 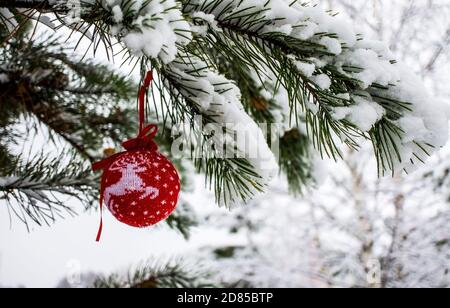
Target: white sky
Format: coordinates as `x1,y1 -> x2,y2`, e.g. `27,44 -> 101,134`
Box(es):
0,174 -> 237,287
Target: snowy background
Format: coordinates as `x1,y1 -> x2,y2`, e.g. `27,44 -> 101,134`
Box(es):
1,0 -> 450,288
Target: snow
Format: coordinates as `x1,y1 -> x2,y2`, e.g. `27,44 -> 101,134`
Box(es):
313,74 -> 332,90
104,0 -> 192,64
0,8 -> 17,33
36,0 -> 448,176
319,37 -> 342,55
332,95 -> 386,132
111,5 -> 123,23
338,48 -> 400,89
43,0 -> 446,176
25,14 -> 57,30
184,0 -> 449,173
166,56 -> 279,205
294,61 -> 316,78
189,11 -> 221,36
191,12 -> 221,33
0,176 -> 19,187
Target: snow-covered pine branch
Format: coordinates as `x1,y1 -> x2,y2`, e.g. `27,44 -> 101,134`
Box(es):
183,0 -> 449,175
0,8 -> 18,32
2,0 -> 448,203
93,259 -> 215,288
162,54 -> 278,206
102,0 -> 192,64
0,154 -> 97,228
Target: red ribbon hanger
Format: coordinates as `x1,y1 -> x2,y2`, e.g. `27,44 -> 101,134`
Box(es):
92,71 -> 156,242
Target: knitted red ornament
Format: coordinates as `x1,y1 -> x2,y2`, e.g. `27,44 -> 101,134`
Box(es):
92,72 -> 180,241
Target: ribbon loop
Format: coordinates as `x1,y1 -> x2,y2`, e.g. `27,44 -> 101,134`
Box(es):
122,124 -> 159,152
140,123 -> 158,139
139,71 -> 154,133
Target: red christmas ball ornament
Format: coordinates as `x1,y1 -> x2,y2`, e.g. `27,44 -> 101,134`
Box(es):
92,125 -> 181,241
101,149 -> 180,228
92,71 -> 181,241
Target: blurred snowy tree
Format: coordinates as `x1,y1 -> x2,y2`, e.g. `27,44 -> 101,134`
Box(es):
198,0 -> 450,288
202,148 -> 450,288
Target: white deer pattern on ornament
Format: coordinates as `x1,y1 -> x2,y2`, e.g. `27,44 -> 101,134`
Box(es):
104,163 -> 160,207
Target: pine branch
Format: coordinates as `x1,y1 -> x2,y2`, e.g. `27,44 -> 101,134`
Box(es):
1,34 -> 137,160
0,153 -> 98,230
93,259 -> 216,288
182,0 -> 442,176
188,17 -> 363,160
279,129 -> 315,194
165,203 -> 197,239
2,0 -> 446,206
155,53 -> 274,207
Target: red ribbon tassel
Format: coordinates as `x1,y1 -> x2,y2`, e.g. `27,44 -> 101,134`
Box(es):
92,71 -> 155,242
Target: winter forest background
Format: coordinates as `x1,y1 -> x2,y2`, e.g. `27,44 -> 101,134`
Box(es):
1,0 -> 450,288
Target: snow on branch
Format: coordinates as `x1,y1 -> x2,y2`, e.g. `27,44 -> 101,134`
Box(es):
0,8 -> 17,32
2,0 -> 449,202
104,0 -> 192,64
0,154 -> 97,229
183,0 -> 450,174
1,0 -> 193,63
163,54 -> 279,206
